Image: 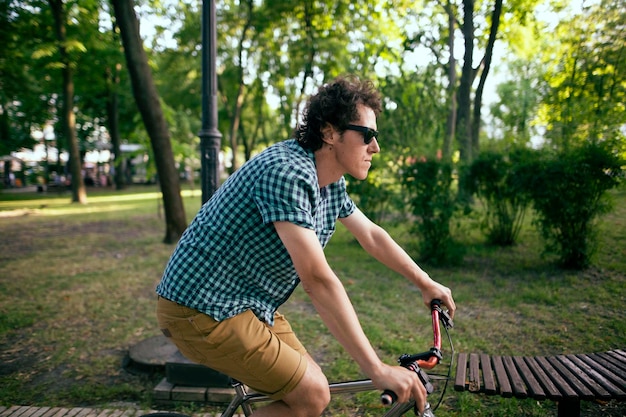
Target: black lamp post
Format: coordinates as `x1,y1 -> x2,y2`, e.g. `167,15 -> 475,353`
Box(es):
199,0 -> 222,204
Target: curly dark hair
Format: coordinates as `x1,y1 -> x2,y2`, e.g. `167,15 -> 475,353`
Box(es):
295,75 -> 383,151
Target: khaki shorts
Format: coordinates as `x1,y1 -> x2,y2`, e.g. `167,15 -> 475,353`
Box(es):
156,296 -> 308,400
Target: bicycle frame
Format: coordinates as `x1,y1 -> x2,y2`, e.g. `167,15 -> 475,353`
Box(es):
221,378 -> 418,417
219,300 -> 454,417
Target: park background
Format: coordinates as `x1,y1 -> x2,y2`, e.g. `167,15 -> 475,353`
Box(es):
1,0 -> 625,416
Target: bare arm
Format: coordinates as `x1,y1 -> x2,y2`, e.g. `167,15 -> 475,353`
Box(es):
339,208 -> 456,317
273,221 -> 425,406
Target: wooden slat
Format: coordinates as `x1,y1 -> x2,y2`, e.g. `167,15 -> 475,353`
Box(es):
17,408 -> 41,417
468,353 -> 481,392
454,352 -> 468,391
50,409 -> 70,417
564,355 -> 625,398
596,352 -> 626,375
513,356 -> 546,400
480,353 -> 497,395
613,349 -> 626,360
524,356 -> 562,399
557,355 -> 611,399
0,407 -> 24,417
502,356 -> 527,398
40,409 -> 63,417
582,353 -> 626,390
63,410 -> 82,417
604,350 -> 626,373
28,409 -> 50,417
535,356 -> 579,398
547,356 -> 595,400
492,355 -> 513,398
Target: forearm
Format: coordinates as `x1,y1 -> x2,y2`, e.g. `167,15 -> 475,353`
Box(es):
340,211 -> 456,316
358,224 -> 432,287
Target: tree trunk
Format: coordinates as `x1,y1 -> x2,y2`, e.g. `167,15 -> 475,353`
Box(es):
228,80 -> 245,173
471,0 -> 503,156
294,0 -> 315,127
107,21 -> 126,191
49,0 -> 87,204
456,0 -> 474,164
106,62 -> 126,190
228,0 -> 254,173
443,0 -> 457,160
111,0 -> 187,244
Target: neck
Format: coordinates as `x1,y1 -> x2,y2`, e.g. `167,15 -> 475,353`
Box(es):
314,145 -> 342,188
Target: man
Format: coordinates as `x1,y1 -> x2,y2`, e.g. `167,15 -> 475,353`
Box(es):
156,75 -> 456,417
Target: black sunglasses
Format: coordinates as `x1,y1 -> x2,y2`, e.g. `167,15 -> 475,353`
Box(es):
345,124 -> 379,144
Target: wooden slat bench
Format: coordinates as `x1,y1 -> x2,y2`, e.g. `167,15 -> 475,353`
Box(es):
454,349 -> 626,416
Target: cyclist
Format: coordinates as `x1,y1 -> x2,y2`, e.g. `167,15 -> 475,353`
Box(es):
156,75 -> 456,417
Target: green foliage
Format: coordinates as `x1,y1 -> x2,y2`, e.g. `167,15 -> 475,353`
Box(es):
401,158 -> 463,265
537,0 -> 626,152
489,60 -> 542,146
464,148 -> 534,246
346,157 -> 402,224
378,67 -> 447,158
0,0 -> 53,155
524,143 -> 624,269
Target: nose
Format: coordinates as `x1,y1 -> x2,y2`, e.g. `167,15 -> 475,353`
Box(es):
369,138 -> 380,153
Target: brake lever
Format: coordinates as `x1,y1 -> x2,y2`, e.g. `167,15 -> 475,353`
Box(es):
434,304 -> 454,330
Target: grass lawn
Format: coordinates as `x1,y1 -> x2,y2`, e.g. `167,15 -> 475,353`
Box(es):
0,184 -> 624,416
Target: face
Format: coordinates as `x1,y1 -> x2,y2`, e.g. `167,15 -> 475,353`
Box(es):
333,104 -> 380,180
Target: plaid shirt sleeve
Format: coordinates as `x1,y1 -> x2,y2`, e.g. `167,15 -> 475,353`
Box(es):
253,162 -> 317,228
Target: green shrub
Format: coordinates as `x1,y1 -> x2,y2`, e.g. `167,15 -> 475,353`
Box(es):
464,148 -> 534,246
524,143 -> 623,269
402,159 -> 463,265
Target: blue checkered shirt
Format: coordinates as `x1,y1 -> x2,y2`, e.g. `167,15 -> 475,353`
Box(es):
156,139 -> 356,325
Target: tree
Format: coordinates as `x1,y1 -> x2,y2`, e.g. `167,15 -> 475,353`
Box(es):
455,0 -> 477,163
0,1 -> 42,159
111,0 -> 187,243
489,60 -> 541,146
537,0 -> 626,152
72,2 -> 130,191
149,2 -> 203,184
219,0 -> 257,172
378,67 -> 447,158
48,0 -> 87,203
405,0 -> 544,163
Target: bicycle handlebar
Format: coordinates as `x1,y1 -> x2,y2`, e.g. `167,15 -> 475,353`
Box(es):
380,299 -> 454,408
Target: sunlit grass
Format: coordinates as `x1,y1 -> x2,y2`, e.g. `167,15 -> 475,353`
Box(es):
0,186 -> 203,218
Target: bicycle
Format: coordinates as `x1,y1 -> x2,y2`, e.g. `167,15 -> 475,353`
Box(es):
217,299 -> 454,417
143,300 -> 453,417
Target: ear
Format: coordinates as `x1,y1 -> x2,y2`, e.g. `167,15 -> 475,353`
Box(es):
321,123 -> 335,146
